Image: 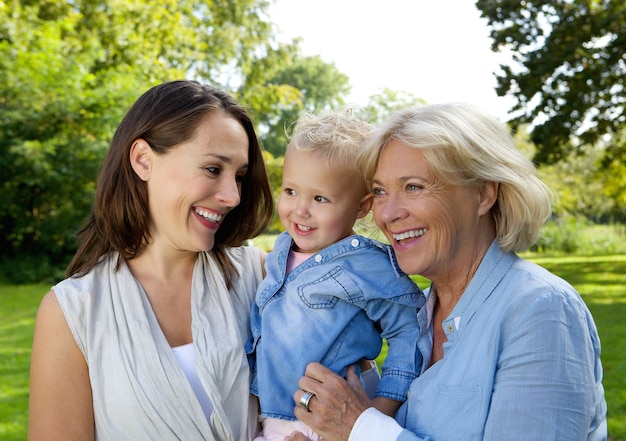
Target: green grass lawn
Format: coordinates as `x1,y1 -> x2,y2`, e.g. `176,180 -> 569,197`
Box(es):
0,283 -> 48,440
1,255 -> 625,440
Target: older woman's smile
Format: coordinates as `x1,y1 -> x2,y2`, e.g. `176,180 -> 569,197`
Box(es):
392,228 -> 428,242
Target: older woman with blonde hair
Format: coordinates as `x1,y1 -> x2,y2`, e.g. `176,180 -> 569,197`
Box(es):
288,102 -> 607,441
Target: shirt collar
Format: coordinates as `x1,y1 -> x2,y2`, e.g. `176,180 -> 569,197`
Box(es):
448,240 -> 517,330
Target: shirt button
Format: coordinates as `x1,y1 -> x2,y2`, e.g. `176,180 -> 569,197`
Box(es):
351,238 -> 359,247
314,254 -> 322,263
446,324 -> 454,332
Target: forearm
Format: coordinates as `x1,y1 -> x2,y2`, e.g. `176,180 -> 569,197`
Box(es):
370,397 -> 401,417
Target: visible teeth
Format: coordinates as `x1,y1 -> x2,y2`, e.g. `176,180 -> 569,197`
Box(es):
297,224 -> 312,231
393,229 -> 427,241
195,209 -> 223,222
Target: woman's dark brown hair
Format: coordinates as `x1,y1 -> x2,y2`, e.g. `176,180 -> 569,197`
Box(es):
66,80 -> 274,287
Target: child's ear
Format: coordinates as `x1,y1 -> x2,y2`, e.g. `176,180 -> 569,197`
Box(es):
356,194 -> 373,219
129,139 -> 153,181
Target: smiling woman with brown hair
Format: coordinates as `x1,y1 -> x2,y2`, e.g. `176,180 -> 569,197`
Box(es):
28,80 -> 273,441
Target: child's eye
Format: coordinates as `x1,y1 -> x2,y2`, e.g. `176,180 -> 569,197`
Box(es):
314,195 -> 329,203
284,188 -> 296,196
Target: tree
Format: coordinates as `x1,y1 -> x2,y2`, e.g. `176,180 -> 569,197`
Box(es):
599,130 -> 626,217
0,0 -> 347,278
359,88 -> 426,124
538,145 -> 617,220
261,151 -> 284,233
511,125 -> 621,222
476,0 -> 626,164
249,54 -> 351,157
0,4 -> 132,261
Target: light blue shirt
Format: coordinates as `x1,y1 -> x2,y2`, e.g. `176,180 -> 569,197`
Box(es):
248,232 -> 425,420
351,240 -> 607,441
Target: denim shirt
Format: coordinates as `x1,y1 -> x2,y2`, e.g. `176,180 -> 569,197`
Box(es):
248,232 -> 424,421
350,240 -> 606,441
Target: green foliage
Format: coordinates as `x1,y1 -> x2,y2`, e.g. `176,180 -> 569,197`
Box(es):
261,152 -> 283,233
0,0 -> 350,271
250,233 -> 279,253
358,88 -> 426,124
535,217 -> 584,254
601,132 -> 626,212
254,54 -> 352,157
0,255 -> 67,285
533,217 -> 626,255
0,2 -> 130,258
510,125 -> 624,222
476,0 -> 626,165
538,145 -> 619,220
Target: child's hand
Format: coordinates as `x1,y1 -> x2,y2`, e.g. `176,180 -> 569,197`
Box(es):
284,432 -> 311,441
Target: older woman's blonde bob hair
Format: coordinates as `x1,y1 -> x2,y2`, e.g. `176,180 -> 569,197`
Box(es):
361,103 -> 553,253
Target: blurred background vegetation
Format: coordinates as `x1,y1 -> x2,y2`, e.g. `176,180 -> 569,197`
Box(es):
0,0 -> 624,283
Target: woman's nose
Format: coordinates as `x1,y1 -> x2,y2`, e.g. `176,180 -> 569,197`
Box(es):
217,176 -> 241,208
374,193 -> 406,224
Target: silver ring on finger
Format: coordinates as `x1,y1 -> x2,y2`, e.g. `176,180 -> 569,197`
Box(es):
299,391 -> 315,412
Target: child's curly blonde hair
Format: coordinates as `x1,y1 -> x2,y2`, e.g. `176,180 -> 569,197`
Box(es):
287,109 -> 374,196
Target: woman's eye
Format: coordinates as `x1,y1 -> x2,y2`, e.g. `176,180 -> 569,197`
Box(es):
372,187 -> 385,197
205,166 -> 221,176
406,183 -> 422,192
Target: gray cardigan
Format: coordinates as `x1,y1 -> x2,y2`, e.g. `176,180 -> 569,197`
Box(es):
54,247 -> 263,440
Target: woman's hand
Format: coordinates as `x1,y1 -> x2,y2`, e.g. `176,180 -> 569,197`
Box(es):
291,362 -> 371,441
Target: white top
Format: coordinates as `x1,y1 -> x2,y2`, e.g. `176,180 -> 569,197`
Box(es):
172,343 -> 214,421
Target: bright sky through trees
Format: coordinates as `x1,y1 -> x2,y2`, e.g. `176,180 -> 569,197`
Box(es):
268,0 -> 515,120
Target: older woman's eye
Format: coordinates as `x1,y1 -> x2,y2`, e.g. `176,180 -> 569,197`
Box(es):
371,187 -> 386,197
406,183 -> 422,192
